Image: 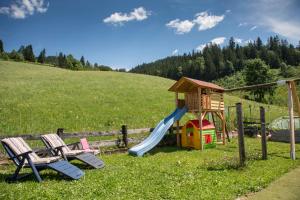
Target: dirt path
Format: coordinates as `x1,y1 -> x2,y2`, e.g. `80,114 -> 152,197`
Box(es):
245,167 -> 300,200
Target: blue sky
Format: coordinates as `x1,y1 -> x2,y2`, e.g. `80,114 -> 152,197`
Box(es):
1,0 -> 300,69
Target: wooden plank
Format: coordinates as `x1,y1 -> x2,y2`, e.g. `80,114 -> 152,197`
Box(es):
288,82 -> 296,160
198,87 -> 203,150
236,103 -> 246,166
291,81 -> 300,116
260,106 -> 267,160
225,78 -> 300,92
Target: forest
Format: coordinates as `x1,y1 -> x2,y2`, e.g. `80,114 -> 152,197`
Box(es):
0,40 -> 114,71
130,36 -> 300,81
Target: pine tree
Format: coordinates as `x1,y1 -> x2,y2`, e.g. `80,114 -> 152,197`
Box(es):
229,37 -> 235,50
58,52 -> 65,67
23,45 -> 35,62
0,39 -> 4,53
86,60 -> 91,68
37,49 -> 46,63
256,37 -> 262,50
18,45 -> 25,54
80,56 -> 85,66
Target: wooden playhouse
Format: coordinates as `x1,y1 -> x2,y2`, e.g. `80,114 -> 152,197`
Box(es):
168,77 -> 226,150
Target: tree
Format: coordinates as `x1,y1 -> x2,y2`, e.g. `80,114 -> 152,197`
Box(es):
0,39 -> 4,53
86,60 -> 91,68
18,45 -> 25,54
229,37 -> 235,50
23,45 -> 35,62
256,37 -> 263,50
244,59 -> 274,102
80,56 -> 85,66
37,48 -> 46,63
58,52 -> 67,67
9,50 -> 24,61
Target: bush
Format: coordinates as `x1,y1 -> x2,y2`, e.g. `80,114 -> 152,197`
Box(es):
0,52 -> 9,60
9,50 -> 24,62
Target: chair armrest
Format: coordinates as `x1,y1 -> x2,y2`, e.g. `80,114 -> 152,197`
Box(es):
15,150 -> 33,157
52,145 -> 67,160
52,144 -> 66,150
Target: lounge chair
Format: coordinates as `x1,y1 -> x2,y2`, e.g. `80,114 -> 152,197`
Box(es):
80,138 -> 100,155
1,137 -> 84,182
41,134 -> 105,169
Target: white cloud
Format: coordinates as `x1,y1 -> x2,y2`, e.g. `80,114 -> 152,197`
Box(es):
196,37 -> 226,52
0,7 -> 10,15
265,17 -> 300,40
103,7 -> 150,25
244,39 -> 254,44
245,0 -> 300,40
172,49 -> 179,55
193,11 -> 224,31
234,38 -> 243,43
166,19 -> 195,34
211,37 -> 226,45
238,22 -> 248,27
226,9 -> 231,13
250,25 -> 257,31
196,44 -> 207,52
0,0 -> 49,19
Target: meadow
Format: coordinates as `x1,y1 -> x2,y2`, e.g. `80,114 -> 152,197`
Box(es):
0,61 -> 288,136
0,61 -> 298,200
0,138 -> 300,200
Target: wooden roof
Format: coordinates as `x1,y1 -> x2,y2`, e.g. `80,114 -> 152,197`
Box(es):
168,77 -> 224,93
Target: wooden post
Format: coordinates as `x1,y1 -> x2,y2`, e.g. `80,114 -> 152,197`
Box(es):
121,125 -> 128,148
288,82 -> 296,160
221,110 -> 226,145
260,106 -> 267,160
236,103 -> 246,166
227,106 -> 231,131
175,92 -> 181,147
198,88 -> 203,150
57,128 -> 64,139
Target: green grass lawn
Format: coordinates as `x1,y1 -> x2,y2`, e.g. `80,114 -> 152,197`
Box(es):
0,61 -> 288,136
0,138 -> 300,200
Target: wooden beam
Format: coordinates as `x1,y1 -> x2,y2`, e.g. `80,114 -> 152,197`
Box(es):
225,78 -> 300,92
236,103 -> 246,166
260,106 -> 267,160
288,82 -> 296,160
221,111 -> 226,145
291,81 -> 300,116
201,111 -> 207,121
175,92 -> 181,147
198,87 -> 203,150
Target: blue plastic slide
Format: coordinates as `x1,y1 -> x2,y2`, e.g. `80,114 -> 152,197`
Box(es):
128,107 -> 187,156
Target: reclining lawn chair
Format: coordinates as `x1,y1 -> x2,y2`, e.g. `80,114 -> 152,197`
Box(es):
1,137 -> 84,182
41,134 -> 105,169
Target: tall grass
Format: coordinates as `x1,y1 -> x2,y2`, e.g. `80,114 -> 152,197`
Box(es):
0,61 -> 289,136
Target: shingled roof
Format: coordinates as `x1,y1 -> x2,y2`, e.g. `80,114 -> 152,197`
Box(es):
168,77 -> 224,93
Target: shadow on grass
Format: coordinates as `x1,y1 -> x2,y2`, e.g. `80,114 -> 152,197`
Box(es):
148,146 -> 190,155
0,169 -> 77,183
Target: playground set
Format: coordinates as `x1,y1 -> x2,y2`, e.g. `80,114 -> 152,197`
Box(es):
129,77 -> 226,156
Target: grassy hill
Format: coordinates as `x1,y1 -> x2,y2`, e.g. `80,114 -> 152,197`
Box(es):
0,61 -> 288,135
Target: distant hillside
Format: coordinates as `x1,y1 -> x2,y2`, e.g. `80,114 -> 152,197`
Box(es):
0,61 -> 288,135
130,36 -> 300,82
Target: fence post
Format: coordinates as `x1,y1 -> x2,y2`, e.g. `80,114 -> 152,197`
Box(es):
236,103 -> 246,166
260,106 -> 267,160
121,125 -> 128,148
287,82 -> 296,160
57,128 -> 64,139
